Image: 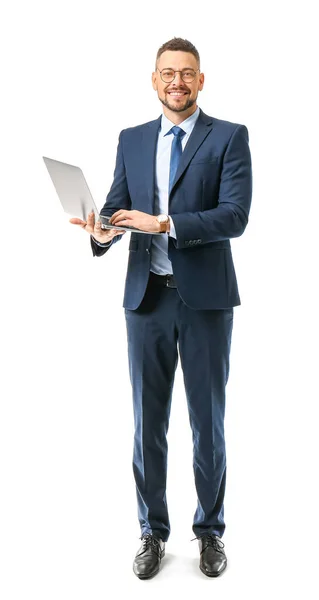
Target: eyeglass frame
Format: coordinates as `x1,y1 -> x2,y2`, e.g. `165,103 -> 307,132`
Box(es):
157,68 -> 200,83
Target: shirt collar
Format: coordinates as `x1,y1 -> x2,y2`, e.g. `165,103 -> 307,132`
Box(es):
160,106 -> 200,138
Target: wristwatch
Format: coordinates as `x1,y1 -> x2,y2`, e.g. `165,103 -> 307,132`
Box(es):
156,213 -> 170,233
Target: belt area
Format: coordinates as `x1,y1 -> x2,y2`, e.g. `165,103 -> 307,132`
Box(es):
149,271 -> 177,288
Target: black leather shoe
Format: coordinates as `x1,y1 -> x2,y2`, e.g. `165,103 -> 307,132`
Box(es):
133,534 -> 165,579
197,534 -> 227,577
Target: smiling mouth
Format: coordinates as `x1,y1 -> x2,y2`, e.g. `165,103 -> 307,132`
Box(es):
167,91 -> 189,98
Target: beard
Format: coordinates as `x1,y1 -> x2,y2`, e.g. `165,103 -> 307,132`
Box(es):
160,93 -> 196,113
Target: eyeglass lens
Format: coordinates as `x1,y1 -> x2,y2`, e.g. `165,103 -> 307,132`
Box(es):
160,69 -> 197,83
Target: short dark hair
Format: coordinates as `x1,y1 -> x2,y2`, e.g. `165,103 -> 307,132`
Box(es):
156,37 -> 200,69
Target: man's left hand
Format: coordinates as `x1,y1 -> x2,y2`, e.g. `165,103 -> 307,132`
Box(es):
108,210 -> 161,233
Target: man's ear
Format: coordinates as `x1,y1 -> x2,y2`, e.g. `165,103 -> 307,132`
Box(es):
152,72 -> 158,91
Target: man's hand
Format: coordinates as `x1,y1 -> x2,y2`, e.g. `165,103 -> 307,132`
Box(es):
109,210 -> 161,233
69,211 -> 126,244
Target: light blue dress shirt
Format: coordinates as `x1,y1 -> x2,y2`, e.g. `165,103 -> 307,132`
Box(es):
150,106 -> 200,275
93,106 -> 200,276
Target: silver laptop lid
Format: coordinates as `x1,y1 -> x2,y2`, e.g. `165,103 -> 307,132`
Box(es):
43,156 -> 99,221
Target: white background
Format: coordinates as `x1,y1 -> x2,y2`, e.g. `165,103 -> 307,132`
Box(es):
1,0 -> 318,598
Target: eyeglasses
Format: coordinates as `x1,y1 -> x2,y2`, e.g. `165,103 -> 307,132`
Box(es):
157,68 -> 199,83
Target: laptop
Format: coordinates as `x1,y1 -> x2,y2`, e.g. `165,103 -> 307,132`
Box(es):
42,156 -> 162,235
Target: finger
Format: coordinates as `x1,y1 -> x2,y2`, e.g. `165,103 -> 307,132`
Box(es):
94,220 -> 102,233
109,220 -> 125,229
69,218 -> 86,225
110,211 -> 127,224
109,210 -> 122,222
87,211 -> 95,225
112,218 -> 127,226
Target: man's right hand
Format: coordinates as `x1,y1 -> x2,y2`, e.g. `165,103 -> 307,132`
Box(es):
69,210 -> 126,244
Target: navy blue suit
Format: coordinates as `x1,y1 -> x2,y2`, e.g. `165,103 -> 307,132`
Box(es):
91,109 -> 252,541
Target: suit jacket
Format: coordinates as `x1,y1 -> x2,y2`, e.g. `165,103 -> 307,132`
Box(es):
91,108 -> 252,310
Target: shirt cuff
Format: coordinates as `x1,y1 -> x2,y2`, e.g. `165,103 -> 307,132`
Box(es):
168,216 -> 177,239
91,235 -> 112,247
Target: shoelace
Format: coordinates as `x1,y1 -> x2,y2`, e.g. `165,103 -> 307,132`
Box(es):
139,533 -> 162,556
190,534 -> 225,553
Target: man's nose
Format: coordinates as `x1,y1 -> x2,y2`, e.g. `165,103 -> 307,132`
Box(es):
173,72 -> 184,85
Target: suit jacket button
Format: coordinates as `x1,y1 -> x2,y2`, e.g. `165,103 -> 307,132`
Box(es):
146,249 -> 150,253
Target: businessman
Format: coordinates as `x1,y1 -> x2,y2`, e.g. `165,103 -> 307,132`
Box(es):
70,37 -> 252,579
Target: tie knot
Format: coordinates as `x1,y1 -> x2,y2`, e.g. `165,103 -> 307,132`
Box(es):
169,126 -> 186,138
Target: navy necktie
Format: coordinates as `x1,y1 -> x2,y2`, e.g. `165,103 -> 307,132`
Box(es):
166,126 -> 186,193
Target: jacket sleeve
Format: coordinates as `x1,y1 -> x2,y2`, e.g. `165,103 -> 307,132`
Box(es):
91,130 -> 132,257
171,125 -> 253,248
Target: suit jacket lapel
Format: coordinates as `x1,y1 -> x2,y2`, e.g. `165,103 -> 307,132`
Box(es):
142,116 -> 161,207
170,109 -> 214,196
140,109 -> 214,212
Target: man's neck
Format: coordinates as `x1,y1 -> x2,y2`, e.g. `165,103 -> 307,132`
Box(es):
162,103 -> 198,125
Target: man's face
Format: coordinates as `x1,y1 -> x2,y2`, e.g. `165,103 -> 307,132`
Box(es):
152,50 -> 204,114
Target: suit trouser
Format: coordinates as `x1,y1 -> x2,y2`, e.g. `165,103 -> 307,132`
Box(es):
124,272 -> 233,543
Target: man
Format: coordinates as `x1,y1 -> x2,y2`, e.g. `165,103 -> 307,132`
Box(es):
70,37 -> 252,579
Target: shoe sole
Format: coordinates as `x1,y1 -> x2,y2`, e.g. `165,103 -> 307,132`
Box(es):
134,548 -> 165,579
199,560 -> 227,577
